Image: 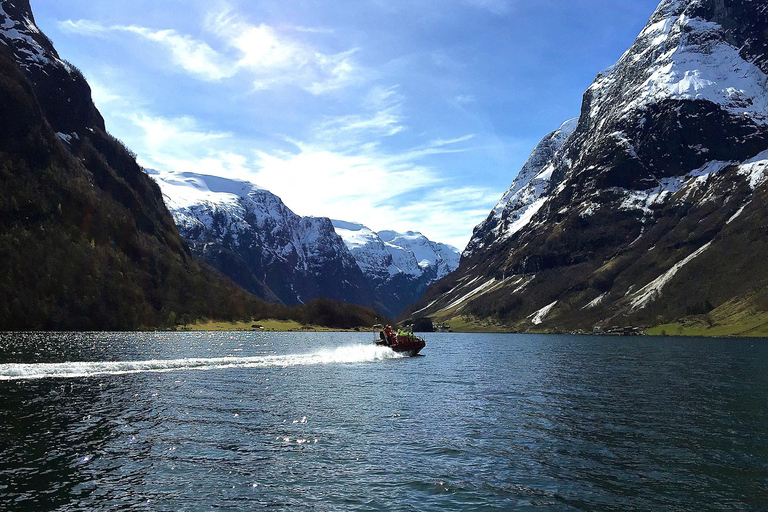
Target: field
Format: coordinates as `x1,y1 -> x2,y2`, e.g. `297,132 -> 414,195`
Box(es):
183,319 -> 367,332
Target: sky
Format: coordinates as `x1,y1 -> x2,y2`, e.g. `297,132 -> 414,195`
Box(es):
31,0 -> 661,249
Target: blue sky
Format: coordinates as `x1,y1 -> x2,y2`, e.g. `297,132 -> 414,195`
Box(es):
31,0 -> 661,249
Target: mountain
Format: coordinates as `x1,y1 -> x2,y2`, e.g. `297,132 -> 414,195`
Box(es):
149,169 -> 459,317
0,0 -> 266,329
148,169 -> 374,308
332,221 -> 460,315
403,0 -> 768,335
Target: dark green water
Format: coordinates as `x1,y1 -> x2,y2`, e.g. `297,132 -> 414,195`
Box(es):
1,332 -> 767,510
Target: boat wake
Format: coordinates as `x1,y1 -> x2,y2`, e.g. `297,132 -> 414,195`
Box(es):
0,344 -> 403,381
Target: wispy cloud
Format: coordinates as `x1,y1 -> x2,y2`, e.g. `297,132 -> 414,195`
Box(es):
285,25 -> 336,35
59,6 -> 364,93
247,94 -> 493,248
454,94 -> 477,104
462,0 -> 516,16
249,141 -> 495,248
101,82 -> 491,248
76,37 -> 497,249
59,20 -> 233,81
312,85 -> 406,148
370,186 -> 500,247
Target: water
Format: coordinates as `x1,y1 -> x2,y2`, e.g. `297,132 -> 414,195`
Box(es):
1,332 -> 767,511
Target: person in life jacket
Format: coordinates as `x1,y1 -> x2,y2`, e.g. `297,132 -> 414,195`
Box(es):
383,325 -> 394,345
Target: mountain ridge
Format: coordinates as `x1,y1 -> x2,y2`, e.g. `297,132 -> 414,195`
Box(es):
332,219 -> 460,316
150,169 -> 460,317
402,0 -> 768,334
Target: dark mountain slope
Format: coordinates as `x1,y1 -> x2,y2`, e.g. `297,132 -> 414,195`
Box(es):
0,2 -> 263,329
402,0 -> 768,333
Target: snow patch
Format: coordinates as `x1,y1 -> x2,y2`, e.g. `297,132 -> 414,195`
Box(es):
56,132 -> 74,143
443,278 -> 497,311
630,241 -> 713,311
589,12 -> 768,124
620,159 -> 733,214
511,275 -> 535,294
737,149 -> 768,190
583,293 -> 608,310
504,197 -> 547,238
726,202 -> 750,225
528,301 -> 558,325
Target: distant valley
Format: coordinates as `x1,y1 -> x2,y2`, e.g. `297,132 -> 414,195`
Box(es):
148,169 -> 459,317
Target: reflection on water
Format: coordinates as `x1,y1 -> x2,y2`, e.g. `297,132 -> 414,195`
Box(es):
0,332 -> 767,510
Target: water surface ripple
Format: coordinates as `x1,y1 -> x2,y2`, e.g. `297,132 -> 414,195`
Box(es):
1,332 -> 766,510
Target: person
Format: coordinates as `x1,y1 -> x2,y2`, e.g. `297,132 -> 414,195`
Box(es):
383,325 -> 394,345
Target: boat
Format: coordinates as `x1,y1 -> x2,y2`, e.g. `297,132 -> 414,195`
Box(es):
373,324 -> 425,356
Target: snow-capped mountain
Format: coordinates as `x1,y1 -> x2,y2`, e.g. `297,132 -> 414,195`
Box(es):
150,170 -> 458,315
464,118 -> 577,258
148,169 -> 372,307
332,220 -> 460,314
378,230 -> 460,280
404,0 -> 768,332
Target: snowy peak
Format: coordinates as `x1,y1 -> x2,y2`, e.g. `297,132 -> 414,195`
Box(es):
149,169 -> 457,316
145,169 -> 259,210
149,169 -> 368,306
331,220 -> 398,279
331,220 -> 381,251
333,221 -> 460,281
586,0 -> 768,127
463,118 -> 577,258
379,230 -> 460,277
332,220 -> 460,315
149,169 -> 299,250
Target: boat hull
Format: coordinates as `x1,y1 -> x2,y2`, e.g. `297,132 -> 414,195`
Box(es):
375,338 -> 425,357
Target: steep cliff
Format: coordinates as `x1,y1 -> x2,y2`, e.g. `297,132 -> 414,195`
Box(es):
0,1 -> 261,329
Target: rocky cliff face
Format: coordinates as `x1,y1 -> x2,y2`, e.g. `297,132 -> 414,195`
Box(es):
403,0 -> 768,331
0,1 -> 259,329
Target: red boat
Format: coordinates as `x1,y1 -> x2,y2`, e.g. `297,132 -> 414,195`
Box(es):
373,324 -> 425,356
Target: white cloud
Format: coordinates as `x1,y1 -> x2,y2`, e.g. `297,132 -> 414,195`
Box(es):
88,80 -> 122,106
206,9 -> 364,94
100,80 -> 491,249
130,114 -> 230,154
248,112 -> 492,249
61,6 -> 365,93
121,94 -> 489,248
370,186 -> 500,248
454,94 -> 477,104
82,73 -> 494,250
286,26 -> 336,35
122,26 -> 234,81
60,20 -> 233,81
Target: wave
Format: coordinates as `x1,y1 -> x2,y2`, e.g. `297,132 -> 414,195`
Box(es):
0,344 -> 402,381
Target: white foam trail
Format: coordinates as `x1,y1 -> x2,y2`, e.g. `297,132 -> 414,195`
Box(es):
0,344 -> 402,381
